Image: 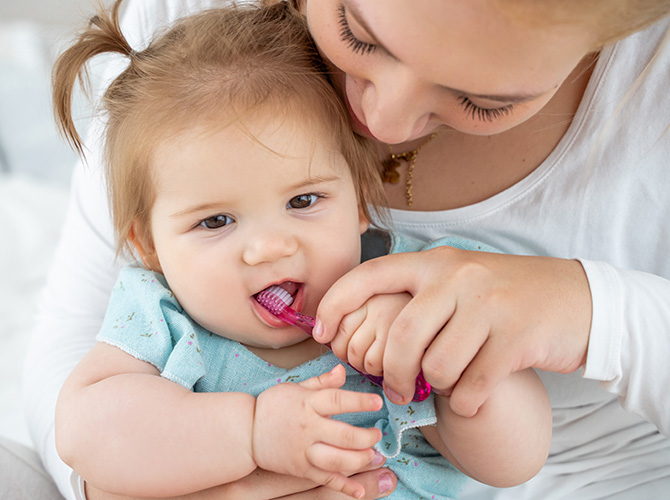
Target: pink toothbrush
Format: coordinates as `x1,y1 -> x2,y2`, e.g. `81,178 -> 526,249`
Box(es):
256,286 -> 431,402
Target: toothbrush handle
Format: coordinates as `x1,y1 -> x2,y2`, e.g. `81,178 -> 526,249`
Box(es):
289,310 -> 316,334
278,308 -> 431,402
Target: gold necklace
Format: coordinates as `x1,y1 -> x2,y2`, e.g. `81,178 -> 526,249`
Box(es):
381,132 -> 438,206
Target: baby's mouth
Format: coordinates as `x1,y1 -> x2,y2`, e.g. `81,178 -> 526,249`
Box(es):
254,281 -> 301,308
253,281 -> 306,328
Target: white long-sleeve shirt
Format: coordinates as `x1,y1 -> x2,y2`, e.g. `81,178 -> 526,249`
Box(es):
23,0 -> 670,498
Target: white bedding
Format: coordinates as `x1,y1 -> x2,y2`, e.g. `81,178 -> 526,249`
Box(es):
0,20 -> 80,448
0,174 -> 70,446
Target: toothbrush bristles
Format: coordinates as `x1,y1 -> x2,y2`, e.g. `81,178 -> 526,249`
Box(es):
257,285 -> 294,315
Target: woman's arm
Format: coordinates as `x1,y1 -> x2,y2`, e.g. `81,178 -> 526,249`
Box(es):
315,247 -> 591,416
580,259 -> 670,437
84,466 -> 398,500
317,245 -> 670,438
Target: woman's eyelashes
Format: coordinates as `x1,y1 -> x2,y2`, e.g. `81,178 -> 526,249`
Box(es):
336,6 -> 517,124
337,6 -> 376,56
458,96 -> 515,122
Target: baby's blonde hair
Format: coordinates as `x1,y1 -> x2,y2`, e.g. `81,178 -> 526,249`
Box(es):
53,0 -> 387,259
495,0 -> 670,49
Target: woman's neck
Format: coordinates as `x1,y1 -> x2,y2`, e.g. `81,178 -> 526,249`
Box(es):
382,53 -> 598,212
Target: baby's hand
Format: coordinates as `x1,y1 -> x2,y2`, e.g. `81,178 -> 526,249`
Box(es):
328,293 -> 412,377
252,365 -> 383,499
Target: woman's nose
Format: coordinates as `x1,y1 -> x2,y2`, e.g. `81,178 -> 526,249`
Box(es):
358,67 -> 434,144
242,229 -> 299,266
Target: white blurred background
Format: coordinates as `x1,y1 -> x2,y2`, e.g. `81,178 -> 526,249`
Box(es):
0,0 -> 105,445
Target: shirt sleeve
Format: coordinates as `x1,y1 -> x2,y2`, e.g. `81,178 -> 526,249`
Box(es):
580,259 -> 670,437
97,267 -> 207,390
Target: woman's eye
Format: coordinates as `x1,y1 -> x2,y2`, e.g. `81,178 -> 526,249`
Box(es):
458,96 -> 515,122
288,194 -> 320,210
337,6 -> 376,56
199,214 -> 234,229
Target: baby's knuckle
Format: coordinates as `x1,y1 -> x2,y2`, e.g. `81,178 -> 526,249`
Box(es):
347,341 -> 363,360
337,322 -> 354,341
329,389 -> 344,408
364,356 -> 381,376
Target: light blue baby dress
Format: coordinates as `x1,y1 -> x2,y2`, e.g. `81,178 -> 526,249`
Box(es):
97,232 -> 499,499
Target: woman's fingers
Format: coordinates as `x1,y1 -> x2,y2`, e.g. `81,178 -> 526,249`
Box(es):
316,253 -> 420,344
446,339 -> 514,417
302,467 -> 365,499
418,307 -> 492,396
274,469 -> 397,500
379,287 -> 456,404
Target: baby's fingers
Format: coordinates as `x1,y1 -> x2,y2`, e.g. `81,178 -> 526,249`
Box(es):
331,306 -> 369,363
312,388 -> 383,417
307,443 -> 379,473
319,419 -> 382,452
299,364 -> 348,391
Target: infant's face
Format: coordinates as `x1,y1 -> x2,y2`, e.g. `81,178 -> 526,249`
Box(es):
147,113 -> 368,350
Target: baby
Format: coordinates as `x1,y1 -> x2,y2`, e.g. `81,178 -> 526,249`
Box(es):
52,1 -> 552,499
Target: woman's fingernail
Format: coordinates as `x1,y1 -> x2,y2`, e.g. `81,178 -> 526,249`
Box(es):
379,472 -> 394,493
313,318 -> 323,339
372,450 -> 384,466
385,386 -> 404,404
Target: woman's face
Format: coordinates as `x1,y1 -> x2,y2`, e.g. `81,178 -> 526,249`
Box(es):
305,0 -> 594,144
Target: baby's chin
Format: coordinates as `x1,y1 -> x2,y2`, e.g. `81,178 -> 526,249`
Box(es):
243,336 -> 326,369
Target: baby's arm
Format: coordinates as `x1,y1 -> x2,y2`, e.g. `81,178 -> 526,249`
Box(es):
56,344 -> 382,498
423,368 -> 552,487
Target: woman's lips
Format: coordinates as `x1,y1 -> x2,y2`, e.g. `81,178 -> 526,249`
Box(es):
344,90 -> 374,138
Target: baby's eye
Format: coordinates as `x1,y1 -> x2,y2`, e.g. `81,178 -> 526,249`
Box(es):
199,214 -> 234,229
288,194 -> 320,210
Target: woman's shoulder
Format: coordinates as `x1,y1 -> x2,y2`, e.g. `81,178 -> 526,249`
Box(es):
608,16 -> 670,74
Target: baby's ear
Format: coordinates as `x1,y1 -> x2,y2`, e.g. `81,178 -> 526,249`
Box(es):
358,204 -> 370,235
128,222 -> 161,272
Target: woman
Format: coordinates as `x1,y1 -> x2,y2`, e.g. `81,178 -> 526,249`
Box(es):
20,0 -> 670,499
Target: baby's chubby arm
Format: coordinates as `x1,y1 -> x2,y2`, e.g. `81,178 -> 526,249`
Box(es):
56,343 -> 383,499
423,369 -> 552,487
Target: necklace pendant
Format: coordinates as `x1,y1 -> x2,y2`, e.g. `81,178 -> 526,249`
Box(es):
381,158 -> 401,184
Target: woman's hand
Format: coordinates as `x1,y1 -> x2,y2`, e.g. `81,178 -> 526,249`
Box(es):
85,465 -> 397,500
315,246 -> 592,417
